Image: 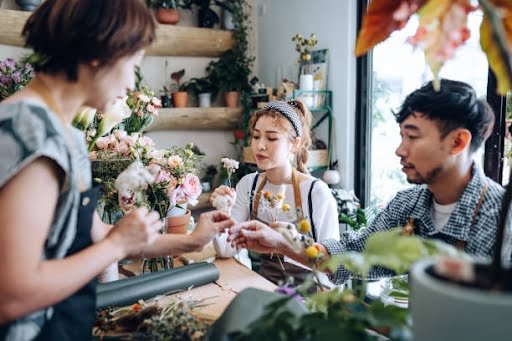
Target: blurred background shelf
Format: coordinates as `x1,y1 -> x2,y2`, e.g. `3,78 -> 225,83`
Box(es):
146,107 -> 243,131
0,10 -> 234,57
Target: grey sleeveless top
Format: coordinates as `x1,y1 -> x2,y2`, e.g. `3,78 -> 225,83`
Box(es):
0,101 -> 91,340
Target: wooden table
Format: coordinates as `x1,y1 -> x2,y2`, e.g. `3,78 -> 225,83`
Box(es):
117,252 -> 277,322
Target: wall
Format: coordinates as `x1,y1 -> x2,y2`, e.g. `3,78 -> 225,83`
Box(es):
0,0 -> 244,171
256,0 -> 357,189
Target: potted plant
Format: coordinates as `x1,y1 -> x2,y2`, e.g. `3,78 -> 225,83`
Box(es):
185,76 -> 218,107
206,49 -> 252,107
147,0 -> 181,25
181,0 -> 220,28
356,1 -> 512,340
213,0 -> 244,30
15,0 -> 42,11
170,69 -> 188,108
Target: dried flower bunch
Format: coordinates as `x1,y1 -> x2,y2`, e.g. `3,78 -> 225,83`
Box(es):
94,293 -> 209,340
291,33 -> 318,74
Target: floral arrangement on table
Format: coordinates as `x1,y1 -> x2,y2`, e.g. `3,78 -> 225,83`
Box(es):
0,57 -> 34,101
291,32 -> 318,75
94,293 -> 209,340
72,73 -> 202,223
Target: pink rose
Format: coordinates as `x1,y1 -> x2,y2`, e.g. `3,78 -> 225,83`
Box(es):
182,173 -> 202,199
95,137 -> 108,150
155,170 -> 171,184
151,97 -> 162,107
170,186 -> 185,207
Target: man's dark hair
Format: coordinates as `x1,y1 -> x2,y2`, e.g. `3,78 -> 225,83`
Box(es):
394,79 -> 495,152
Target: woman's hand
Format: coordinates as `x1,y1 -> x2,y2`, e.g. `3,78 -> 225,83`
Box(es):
210,185 -> 236,214
227,220 -> 288,254
190,210 -> 236,249
106,207 -> 162,258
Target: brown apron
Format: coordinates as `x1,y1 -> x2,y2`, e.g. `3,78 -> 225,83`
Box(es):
252,169 -> 315,285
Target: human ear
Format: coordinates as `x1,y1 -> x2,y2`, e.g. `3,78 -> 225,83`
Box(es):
450,129 -> 472,155
290,137 -> 301,153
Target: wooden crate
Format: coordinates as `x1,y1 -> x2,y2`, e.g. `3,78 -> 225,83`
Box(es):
243,147 -> 328,168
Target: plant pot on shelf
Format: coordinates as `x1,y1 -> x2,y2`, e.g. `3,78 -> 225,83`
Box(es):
224,91 -> 240,108
16,0 -> 41,11
167,209 -> 191,234
410,258 -> 512,341
198,92 -> 212,108
155,8 -> 180,25
222,9 -> 235,30
173,91 -> 188,108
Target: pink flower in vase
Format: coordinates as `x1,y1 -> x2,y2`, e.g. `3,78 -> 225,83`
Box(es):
182,173 -> 202,201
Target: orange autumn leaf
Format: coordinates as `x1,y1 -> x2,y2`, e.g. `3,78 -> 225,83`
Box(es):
480,0 -> 512,94
355,0 -> 428,56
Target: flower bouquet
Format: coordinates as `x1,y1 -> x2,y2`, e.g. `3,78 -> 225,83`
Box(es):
0,57 -> 34,101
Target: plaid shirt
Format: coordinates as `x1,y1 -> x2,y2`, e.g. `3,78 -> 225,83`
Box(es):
322,163 -> 506,284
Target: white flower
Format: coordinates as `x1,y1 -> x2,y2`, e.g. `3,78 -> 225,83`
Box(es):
97,96 -> 131,137
73,106 -> 97,128
221,157 -> 239,174
115,161 -> 156,197
138,94 -> 151,103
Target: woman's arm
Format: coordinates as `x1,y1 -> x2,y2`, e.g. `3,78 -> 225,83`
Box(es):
0,158 -> 161,323
142,210 -> 235,257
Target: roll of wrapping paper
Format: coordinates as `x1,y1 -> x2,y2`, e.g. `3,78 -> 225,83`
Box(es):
96,262 -> 219,309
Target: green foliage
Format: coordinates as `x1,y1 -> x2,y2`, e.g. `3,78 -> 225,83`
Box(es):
146,0 -> 182,9
185,76 -> 218,97
181,0 -> 220,28
340,208 -> 367,231
234,290 -> 409,340
323,228 -> 468,278
205,0 -> 253,92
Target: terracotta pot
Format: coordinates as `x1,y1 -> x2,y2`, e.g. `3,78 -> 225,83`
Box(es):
167,209 -> 191,234
155,8 -> 180,25
173,91 -> 188,108
224,91 -> 240,108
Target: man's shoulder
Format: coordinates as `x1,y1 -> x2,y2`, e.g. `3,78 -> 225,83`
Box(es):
482,176 -> 504,210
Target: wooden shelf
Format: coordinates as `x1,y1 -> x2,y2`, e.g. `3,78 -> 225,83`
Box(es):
0,10 -> 234,57
146,107 -> 242,131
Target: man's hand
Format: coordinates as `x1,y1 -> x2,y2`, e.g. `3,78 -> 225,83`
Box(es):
190,210 -> 235,249
227,220 -> 288,254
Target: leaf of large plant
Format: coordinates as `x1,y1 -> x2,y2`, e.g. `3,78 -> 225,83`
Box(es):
413,0 -> 475,90
480,0 -> 512,95
355,0 -> 428,56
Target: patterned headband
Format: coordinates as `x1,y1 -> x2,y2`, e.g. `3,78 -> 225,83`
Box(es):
264,100 -> 303,137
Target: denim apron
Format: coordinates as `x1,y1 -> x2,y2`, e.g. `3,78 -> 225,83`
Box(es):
35,187 -> 100,341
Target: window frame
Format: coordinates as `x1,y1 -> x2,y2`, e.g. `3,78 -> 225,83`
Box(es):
354,0 -> 507,207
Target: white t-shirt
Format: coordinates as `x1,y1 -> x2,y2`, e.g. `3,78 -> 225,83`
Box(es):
431,199 -> 457,232
214,172 -> 340,270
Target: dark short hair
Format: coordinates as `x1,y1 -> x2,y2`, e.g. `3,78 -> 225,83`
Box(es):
394,79 -> 495,152
22,0 -> 156,81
